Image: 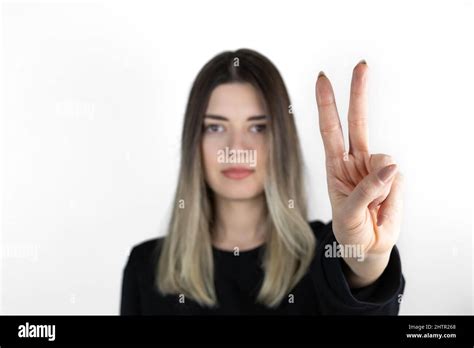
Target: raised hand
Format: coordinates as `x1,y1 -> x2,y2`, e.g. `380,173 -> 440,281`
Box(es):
315,61 -> 403,288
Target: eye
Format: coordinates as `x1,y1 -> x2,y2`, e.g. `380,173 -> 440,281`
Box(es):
204,124 -> 225,133
250,124 -> 267,133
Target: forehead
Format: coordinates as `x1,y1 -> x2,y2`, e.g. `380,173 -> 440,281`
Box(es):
206,82 -> 266,117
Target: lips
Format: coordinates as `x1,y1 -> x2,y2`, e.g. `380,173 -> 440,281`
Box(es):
221,167 -> 255,180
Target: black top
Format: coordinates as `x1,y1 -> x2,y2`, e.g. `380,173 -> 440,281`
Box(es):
120,220 -> 405,315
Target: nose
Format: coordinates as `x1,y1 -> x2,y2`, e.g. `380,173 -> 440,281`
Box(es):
228,129 -> 248,150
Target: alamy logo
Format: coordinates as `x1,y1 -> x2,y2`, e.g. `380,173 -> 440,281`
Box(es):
217,147 -> 257,167
18,322 -> 56,341
324,241 -> 365,262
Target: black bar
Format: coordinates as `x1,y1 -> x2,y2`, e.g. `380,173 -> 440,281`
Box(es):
0,315 -> 473,346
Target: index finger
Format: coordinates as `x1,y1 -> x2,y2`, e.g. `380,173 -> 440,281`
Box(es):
315,72 -> 345,160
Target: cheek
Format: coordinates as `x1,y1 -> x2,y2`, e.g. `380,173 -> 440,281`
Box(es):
202,137 -> 222,174
254,140 -> 268,178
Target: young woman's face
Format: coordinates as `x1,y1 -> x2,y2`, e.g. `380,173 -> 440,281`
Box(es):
202,82 -> 268,200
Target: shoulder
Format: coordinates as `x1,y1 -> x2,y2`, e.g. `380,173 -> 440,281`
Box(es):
125,236 -> 165,269
308,219 -> 333,242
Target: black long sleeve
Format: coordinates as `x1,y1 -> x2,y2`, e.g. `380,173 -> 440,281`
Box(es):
309,220 -> 405,315
120,220 -> 405,315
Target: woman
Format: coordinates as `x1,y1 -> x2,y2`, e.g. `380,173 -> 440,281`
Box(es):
120,49 -> 405,315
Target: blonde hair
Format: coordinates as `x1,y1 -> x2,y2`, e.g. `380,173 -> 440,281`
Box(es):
157,48 -> 315,308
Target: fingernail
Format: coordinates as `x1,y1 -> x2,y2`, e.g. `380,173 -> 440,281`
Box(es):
358,59 -> 367,65
318,71 -> 325,78
377,164 -> 397,183
377,213 -> 388,226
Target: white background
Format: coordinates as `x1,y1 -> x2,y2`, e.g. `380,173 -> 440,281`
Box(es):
1,0 -> 473,314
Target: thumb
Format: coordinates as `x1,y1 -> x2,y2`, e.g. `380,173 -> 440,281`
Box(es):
345,164 -> 398,216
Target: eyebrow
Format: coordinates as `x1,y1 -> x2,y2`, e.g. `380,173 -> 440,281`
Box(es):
204,114 -> 267,121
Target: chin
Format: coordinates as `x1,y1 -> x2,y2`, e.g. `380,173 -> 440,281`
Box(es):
212,182 -> 264,201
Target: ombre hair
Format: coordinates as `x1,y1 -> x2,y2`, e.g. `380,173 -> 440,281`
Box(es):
157,48 -> 315,308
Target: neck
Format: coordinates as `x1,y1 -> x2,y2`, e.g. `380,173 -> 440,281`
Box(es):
212,194 -> 267,251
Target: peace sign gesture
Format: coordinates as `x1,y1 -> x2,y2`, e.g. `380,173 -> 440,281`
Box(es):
315,61 -> 403,288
